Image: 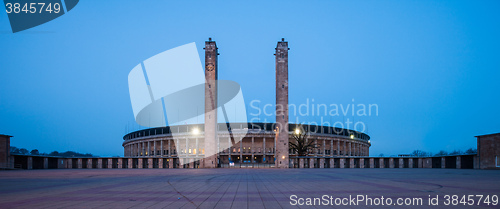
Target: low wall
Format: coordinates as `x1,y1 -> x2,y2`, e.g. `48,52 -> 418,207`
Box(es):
10,154 -> 477,170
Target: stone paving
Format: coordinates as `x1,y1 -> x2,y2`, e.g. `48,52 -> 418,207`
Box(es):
0,169 -> 499,208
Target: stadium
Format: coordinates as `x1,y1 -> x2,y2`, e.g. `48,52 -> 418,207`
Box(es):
122,38 -> 371,168
122,122 -> 371,168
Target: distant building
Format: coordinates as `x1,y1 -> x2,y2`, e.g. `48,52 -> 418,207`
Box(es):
0,134 -> 13,169
476,133 -> 500,169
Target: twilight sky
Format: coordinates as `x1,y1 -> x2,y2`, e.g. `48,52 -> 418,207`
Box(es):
1,0 -> 499,156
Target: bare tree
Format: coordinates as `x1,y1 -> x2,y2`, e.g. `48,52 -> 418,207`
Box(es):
435,150 -> 448,157
411,150 -> 428,157
289,127 -> 316,156
465,148 -> 477,154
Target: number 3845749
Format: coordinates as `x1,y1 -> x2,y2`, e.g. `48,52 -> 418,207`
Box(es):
5,3 -> 61,14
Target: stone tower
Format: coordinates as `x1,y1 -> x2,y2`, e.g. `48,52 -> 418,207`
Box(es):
204,38 -> 218,168
275,38 -> 289,168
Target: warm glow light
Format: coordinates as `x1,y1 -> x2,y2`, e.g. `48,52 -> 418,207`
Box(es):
295,129 -> 300,134
368,140 -> 371,143
350,135 -> 354,139
282,155 -> 285,159
192,127 -> 200,135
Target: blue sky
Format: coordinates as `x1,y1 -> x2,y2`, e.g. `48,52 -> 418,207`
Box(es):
1,0 -> 499,156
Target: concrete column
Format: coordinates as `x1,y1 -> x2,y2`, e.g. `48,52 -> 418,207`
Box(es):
169,158 -> 173,168
204,39 -> 219,169
148,158 -> 153,168
409,158 -> 414,168
322,140 -> 326,156
399,158 -> 404,168
196,138 -> 199,157
299,158 -> 304,168
263,137 -> 266,158
160,140 -> 163,156
66,159 -> 71,169
27,157 -> 33,169
337,139 -> 340,156
240,138 -> 243,163
389,158 -> 394,168
189,160 -> 194,169
168,140 -> 171,156
379,158 -> 384,168
350,158 -> 354,168
456,156 -> 461,169
97,158 -> 102,169
107,159 -> 112,168
78,158 -> 82,168
330,140 -> 334,156
360,158 -> 364,168
369,158 -> 374,168
309,158 -> 314,168
176,138 -> 180,156
251,137 -> 254,163
319,158 -> 325,168
128,158 -> 132,168
275,38 -> 289,169
87,159 -> 92,169
138,158 -> 143,168
343,140 -> 346,156
441,157 -> 446,169
330,158 -> 334,168
148,141 -> 151,156
118,158 -> 122,168
340,158 -> 345,168
159,158 -> 163,168
418,158 -> 423,168
185,138 -> 189,155
43,158 -> 48,169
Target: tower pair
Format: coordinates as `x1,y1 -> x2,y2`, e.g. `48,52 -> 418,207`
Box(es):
203,38 -> 289,168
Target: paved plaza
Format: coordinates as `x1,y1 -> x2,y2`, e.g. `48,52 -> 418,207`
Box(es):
0,169 -> 499,208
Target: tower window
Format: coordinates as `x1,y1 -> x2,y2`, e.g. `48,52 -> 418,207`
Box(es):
282,84 -> 284,88
281,54 -> 284,58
